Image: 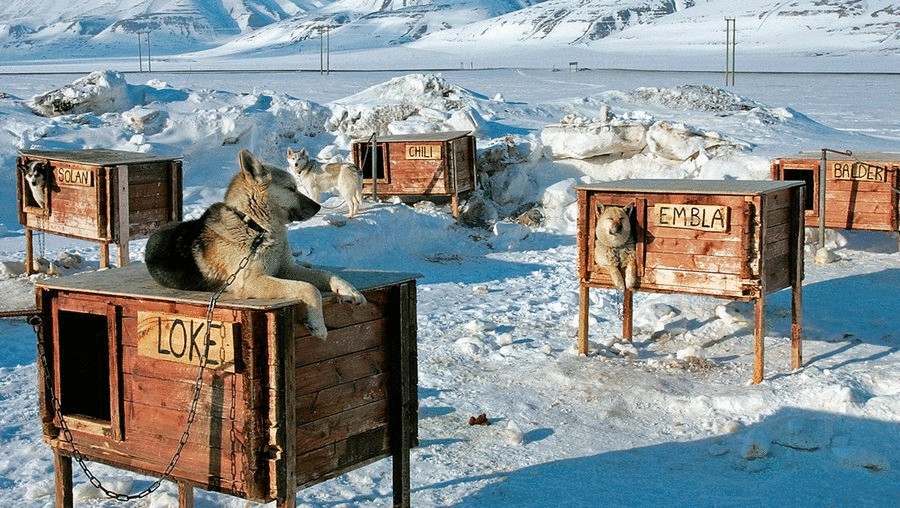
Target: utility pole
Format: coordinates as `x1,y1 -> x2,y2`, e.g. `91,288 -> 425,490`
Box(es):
318,25 -> 332,75
725,17 -> 736,86
138,34 -> 143,72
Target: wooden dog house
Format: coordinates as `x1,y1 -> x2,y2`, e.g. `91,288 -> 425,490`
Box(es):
35,264 -> 419,507
16,149 -> 182,273
575,180 -> 805,384
351,131 -> 476,217
770,151 -> 899,232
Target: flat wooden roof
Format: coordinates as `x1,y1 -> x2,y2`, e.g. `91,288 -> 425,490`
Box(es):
20,148 -> 181,165
788,151 -> 900,161
36,263 -> 421,310
372,131 -> 472,143
575,179 -> 803,195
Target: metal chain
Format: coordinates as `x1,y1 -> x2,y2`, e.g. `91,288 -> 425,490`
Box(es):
31,233 -> 264,501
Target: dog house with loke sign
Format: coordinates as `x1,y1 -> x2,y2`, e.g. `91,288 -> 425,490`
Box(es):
351,131 -> 476,217
16,148 -> 183,273
34,264 -> 419,507
576,179 -> 806,384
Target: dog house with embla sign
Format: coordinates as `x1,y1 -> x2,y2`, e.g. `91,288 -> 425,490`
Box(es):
351,131 -> 476,217
16,148 -> 182,273
576,179 -> 805,384
34,264 -> 419,507
770,151 -> 899,232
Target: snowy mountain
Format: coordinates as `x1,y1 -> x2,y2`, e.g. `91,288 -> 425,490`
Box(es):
0,0 -> 321,57
0,0 -> 897,70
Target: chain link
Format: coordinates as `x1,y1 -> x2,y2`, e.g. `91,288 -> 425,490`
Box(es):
32,232 -> 264,501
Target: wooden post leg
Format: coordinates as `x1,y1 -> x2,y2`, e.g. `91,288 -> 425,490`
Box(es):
393,282 -> 414,508
451,194 -> 460,219
117,239 -> 130,268
54,452 -> 73,508
578,285 -> 590,354
100,242 -> 110,269
622,290 -> 634,342
791,278 -> 803,371
277,490 -> 296,508
178,481 -> 194,508
25,228 -> 34,275
753,297 -> 765,384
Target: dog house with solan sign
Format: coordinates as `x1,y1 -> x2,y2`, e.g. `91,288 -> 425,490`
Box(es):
34,264 -> 419,507
576,179 -> 805,384
16,149 -> 182,273
351,131 -> 476,217
770,151 -> 899,232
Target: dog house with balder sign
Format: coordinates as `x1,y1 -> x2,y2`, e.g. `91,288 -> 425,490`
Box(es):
34,264 -> 419,507
16,148 -> 182,273
575,179 -> 805,384
350,131 -> 476,217
770,151 -> 899,232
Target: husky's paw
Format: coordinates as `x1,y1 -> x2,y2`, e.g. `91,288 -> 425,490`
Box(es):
305,317 -> 328,340
332,281 -> 367,305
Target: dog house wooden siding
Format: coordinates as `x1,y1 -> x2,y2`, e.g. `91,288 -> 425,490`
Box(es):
351,131 -> 476,216
770,152 -> 899,232
575,179 -> 805,384
16,149 -> 182,273
35,264 -> 419,508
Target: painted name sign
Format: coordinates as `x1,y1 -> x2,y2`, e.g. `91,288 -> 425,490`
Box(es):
56,166 -> 94,187
654,203 -> 730,232
137,311 -> 236,371
406,144 -> 441,160
831,162 -> 888,182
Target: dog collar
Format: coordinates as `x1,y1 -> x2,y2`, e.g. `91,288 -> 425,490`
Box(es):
225,204 -> 266,235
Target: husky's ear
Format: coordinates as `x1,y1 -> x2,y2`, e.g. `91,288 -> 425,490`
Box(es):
299,148 -> 307,156
623,203 -> 635,215
287,147 -> 295,157
239,149 -> 269,181
595,202 -> 605,215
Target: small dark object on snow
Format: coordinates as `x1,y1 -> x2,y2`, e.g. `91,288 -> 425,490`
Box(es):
468,413 -> 490,426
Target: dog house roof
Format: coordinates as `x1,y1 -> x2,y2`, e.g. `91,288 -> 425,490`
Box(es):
19,148 -> 181,166
793,151 -> 900,161
574,179 -> 803,196
373,131 -> 472,143
36,264 -> 421,310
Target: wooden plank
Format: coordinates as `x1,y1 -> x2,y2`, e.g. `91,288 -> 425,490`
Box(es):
125,400 -> 245,447
51,430 -> 251,493
644,251 -> 743,273
294,319 -> 388,367
295,347 -> 387,396
122,371 -> 250,417
295,399 -> 389,453
644,235 -> 744,255
824,188 -> 896,203
642,268 -> 745,296
295,428 -> 390,488
296,373 -> 388,422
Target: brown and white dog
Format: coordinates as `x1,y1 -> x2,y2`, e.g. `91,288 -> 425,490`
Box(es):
594,202 -> 637,290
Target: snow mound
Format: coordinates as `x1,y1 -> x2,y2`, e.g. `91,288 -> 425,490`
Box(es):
328,73 -> 476,138
29,71 -> 138,117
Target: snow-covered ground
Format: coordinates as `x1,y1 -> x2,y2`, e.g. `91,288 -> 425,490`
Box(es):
0,66 -> 898,507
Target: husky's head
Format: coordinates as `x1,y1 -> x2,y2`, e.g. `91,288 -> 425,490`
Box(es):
19,160 -> 50,207
595,202 -> 634,247
285,147 -> 311,174
228,149 -> 320,224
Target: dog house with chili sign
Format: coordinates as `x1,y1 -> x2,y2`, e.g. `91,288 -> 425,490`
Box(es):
34,264 -> 419,508
770,151 -> 899,232
351,131 -> 476,217
575,179 -> 805,384
16,148 -> 182,274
